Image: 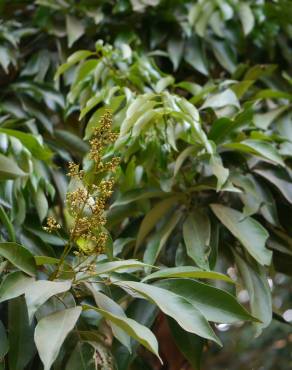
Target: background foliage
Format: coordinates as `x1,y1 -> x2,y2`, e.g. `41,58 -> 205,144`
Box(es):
0,1 -> 292,369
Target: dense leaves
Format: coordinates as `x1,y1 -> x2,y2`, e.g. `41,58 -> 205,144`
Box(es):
0,1 -> 291,369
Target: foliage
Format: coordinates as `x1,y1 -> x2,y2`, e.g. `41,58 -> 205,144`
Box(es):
0,1 -> 292,369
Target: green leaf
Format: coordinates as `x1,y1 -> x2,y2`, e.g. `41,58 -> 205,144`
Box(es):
173,146 -> 198,177
0,205 -> 15,241
0,154 -> 26,180
0,45 -> 12,73
0,128 -> 52,161
0,242 -> 37,276
0,320 -> 9,359
119,95 -> 156,137
254,168 -> 292,204
211,40 -> 236,73
157,279 -> 255,324
65,342 -> 96,370
85,284 -> 131,351
231,80 -> 255,99
201,89 -> 239,109
136,196 -> 180,250
132,109 -> 157,137
0,271 -> 34,303
211,204 -> 271,265
115,281 -> 221,345
55,50 -> 94,79
55,130 -> 89,156
142,266 -> 233,283
168,317 -> 204,370
26,227 -> 65,246
243,65 -> 277,80
155,76 -> 175,93
79,93 -> 102,120
184,36 -> 208,76
224,140 -> 284,166
167,37 -> 184,70
8,297 -> 35,370
183,211 -> 210,269
143,211 -> 182,267
35,307 -> 82,370
254,89 -> 292,101
111,188 -> 166,207
83,305 -> 161,361
238,3 -> 255,35
254,106 -> 287,130
208,118 -> 234,143
34,256 -> 60,265
25,280 -> 72,322
93,259 -> 151,276
32,188 -> 48,222
235,253 -> 272,336
210,155 -> 229,191
66,15 -> 85,48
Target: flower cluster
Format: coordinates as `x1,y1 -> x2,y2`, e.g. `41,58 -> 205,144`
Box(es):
43,216 -> 61,233
66,111 -> 120,256
67,162 -> 84,179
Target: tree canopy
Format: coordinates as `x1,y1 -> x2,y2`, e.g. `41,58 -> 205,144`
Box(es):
0,1 -> 292,369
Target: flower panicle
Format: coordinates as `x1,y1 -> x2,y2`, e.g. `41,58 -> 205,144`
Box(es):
65,110 -> 120,256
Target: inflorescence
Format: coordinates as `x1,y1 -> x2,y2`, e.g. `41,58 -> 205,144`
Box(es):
44,111 -> 119,257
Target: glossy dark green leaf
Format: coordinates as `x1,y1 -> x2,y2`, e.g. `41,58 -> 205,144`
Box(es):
235,253 -> 272,336
142,266 -> 233,283
8,297 -> 35,370
184,36 -> 208,75
211,204 -> 272,265
0,320 -> 9,359
183,212 -> 210,269
93,259 -> 151,276
0,205 -> 15,241
65,342 -> 97,370
224,140 -> 284,166
0,242 -> 37,276
254,168 -> 292,204
115,281 -> 221,345
0,271 -> 34,303
136,196 -> 181,250
85,284 -> 131,351
83,305 -> 161,361
168,317 -> 205,370
157,279 -> 256,324
143,211 -> 182,267
111,188 -> 166,208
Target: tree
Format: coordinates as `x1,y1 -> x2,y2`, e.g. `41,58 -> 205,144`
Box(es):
0,1 -> 291,369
